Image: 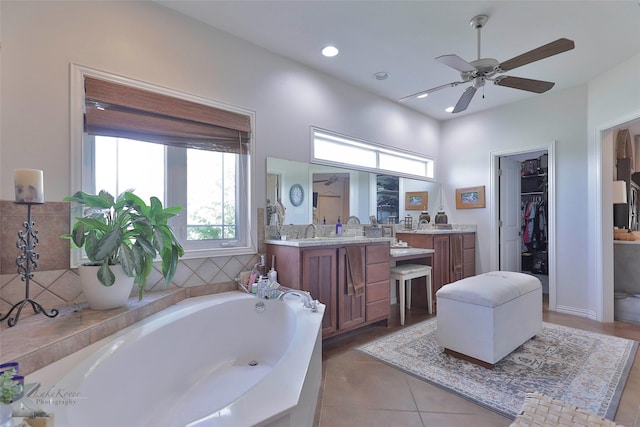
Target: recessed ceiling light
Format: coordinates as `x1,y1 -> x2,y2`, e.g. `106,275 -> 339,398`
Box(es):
322,46 -> 339,57
373,72 -> 390,81
445,107 -> 454,113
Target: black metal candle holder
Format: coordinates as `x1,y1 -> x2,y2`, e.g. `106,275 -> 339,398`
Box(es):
0,203 -> 59,327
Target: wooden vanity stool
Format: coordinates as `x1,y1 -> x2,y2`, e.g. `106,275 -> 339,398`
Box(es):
390,264 -> 432,325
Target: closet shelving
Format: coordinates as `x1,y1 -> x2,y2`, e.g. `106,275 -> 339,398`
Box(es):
521,158 -> 548,275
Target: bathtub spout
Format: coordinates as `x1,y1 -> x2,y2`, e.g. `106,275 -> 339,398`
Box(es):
278,290 -> 318,312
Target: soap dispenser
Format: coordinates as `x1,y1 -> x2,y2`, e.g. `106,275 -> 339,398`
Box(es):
336,216 -> 343,236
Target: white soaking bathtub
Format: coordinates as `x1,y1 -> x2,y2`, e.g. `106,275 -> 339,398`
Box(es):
26,291 -> 325,427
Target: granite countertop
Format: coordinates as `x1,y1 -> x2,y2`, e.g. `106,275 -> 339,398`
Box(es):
265,237 -> 393,247
390,247 -> 434,257
396,224 -> 477,234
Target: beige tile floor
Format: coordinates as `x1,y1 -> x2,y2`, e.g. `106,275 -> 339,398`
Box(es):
315,297 -> 640,427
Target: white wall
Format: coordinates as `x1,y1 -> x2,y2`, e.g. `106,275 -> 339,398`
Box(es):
0,1 -> 440,203
440,85 -> 589,315
3,1 -> 639,318
588,52 -> 640,321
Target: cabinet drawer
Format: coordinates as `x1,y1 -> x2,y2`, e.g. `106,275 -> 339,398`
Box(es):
366,299 -> 390,321
463,233 -> 475,249
366,262 -> 390,283
366,280 -> 389,303
366,244 -> 389,264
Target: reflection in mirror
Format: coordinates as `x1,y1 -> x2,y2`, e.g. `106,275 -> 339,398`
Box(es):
267,157 -> 440,225
313,172 -> 350,224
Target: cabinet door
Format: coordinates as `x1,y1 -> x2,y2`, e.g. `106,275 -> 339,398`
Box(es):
337,247 -> 366,332
433,234 -> 450,292
302,248 -> 337,337
462,233 -> 476,278
450,234 -> 464,282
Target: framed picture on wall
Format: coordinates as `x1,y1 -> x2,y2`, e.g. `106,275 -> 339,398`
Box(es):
455,185 -> 486,209
381,225 -> 394,238
405,191 -> 428,210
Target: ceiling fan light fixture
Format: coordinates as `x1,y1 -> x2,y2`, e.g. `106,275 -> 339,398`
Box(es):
321,46 -> 339,57
400,13 -> 574,113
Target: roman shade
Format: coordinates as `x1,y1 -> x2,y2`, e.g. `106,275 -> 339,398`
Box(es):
84,77 -> 251,153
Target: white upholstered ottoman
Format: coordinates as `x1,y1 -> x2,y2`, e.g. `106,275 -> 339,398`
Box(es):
436,271 -> 542,367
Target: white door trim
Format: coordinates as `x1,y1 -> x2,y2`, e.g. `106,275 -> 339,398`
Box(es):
490,142 -> 556,311
592,111 -> 640,322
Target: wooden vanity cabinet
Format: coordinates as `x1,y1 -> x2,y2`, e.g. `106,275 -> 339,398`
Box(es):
266,241 -> 390,339
337,247 -> 366,332
364,244 -> 391,324
395,231 -> 476,313
302,248 -> 338,337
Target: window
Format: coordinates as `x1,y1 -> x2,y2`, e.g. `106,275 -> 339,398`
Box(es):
71,65 -> 254,264
311,128 -> 434,180
89,136 -> 240,243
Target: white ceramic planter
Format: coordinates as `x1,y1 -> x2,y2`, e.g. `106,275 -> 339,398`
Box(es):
78,264 -> 135,310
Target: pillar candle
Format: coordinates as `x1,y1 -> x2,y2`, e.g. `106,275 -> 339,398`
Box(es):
14,169 -> 44,203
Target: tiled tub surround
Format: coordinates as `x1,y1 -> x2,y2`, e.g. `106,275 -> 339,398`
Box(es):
0,200 -> 266,319
28,292 -> 324,427
0,200 -> 268,375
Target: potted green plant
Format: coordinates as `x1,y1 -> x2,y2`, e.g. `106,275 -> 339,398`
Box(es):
63,190 -> 184,309
0,367 -> 20,424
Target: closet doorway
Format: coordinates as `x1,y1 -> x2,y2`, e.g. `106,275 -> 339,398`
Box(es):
494,145 -> 556,306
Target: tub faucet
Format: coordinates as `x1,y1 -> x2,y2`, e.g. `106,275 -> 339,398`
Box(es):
278,289 -> 318,312
305,223 -> 317,238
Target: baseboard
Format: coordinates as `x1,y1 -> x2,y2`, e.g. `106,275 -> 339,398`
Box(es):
555,304 -> 595,319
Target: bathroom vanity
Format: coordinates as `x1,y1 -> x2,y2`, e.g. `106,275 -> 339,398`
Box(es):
396,226 -> 476,313
266,238 -> 391,338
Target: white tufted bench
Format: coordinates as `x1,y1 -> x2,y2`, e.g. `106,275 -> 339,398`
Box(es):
435,271 -> 542,368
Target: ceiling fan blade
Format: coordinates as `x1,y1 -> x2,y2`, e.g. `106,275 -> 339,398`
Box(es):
436,54 -> 476,73
494,76 -> 555,93
499,38 -> 575,72
452,86 -> 477,113
400,81 -> 467,101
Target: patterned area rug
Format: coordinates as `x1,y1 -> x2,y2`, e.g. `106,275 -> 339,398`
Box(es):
356,319 -> 637,420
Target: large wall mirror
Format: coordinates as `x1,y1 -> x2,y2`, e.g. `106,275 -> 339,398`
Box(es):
267,157 -> 441,225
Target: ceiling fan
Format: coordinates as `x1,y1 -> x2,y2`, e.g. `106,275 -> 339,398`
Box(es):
313,174 -> 339,186
401,15 -> 575,113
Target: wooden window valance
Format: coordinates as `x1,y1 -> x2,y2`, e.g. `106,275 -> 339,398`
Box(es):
84,77 -> 251,153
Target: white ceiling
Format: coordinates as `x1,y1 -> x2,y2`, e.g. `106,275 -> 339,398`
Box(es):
156,1 -> 640,122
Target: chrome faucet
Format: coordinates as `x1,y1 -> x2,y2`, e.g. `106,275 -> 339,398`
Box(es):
278,289 -> 318,312
305,223 -> 317,238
